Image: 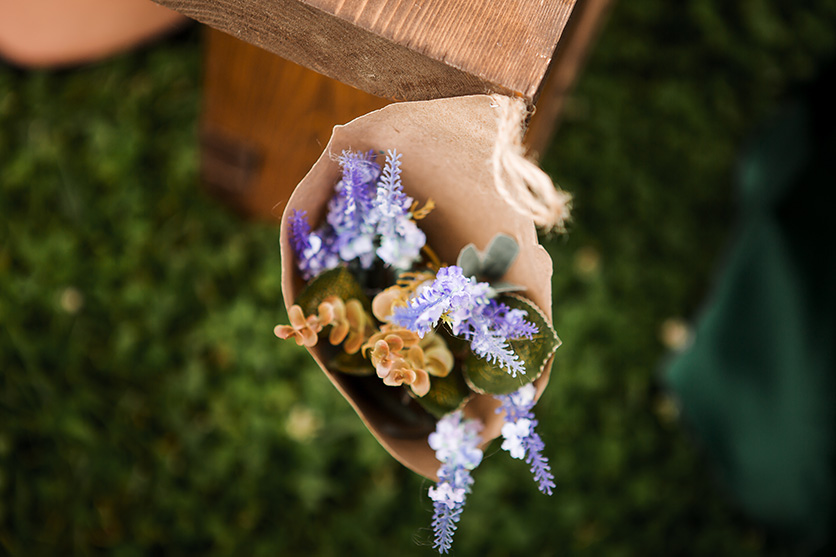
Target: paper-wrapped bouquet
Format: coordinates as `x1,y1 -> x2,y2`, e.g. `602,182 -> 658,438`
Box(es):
274,95 -> 569,553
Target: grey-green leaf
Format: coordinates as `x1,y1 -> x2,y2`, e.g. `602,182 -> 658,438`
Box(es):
480,234 -> 520,279
487,281 -> 527,296
456,244 -> 481,278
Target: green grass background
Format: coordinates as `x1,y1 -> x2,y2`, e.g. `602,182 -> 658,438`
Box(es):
1,1 -> 834,555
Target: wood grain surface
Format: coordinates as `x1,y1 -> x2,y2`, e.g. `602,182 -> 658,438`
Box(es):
155,0 -> 576,102
201,28 -> 388,218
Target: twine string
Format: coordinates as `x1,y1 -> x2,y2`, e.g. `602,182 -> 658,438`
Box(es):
490,95 -> 572,232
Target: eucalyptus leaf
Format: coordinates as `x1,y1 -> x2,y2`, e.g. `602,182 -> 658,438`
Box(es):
413,367 -> 473,419
294,266 -> 370,315
487,281 -> 528,296
480,233 -> 520,279
456,244 -> 481,278
463,294 -> 560,395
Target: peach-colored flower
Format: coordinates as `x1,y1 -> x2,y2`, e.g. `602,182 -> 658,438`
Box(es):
382,360 -> 430,397
369,338 -> 401,379
278,296 -> 373,354
372,285 -> 410,321
274,305 -> 322,347
362,324 -> 421,356
344,299 -> 371,354
318,296 -> 349,346
362,324 -> 442,397
419,332 -> 454,378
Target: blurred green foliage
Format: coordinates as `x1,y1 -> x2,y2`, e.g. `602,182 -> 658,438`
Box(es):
1,1 -> 834,555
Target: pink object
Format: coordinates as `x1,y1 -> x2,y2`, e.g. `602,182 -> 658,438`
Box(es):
0,0 -> 188,68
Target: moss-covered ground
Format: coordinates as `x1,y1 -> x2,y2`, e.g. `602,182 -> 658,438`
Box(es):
1,1 -> 834,554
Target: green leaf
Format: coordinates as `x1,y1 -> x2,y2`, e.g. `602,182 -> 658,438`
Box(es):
413,367 -> 472,419
480,233 -> 520,279
328,351 -> 375,376
463,294 -> 561,395
294,267 -> 369,315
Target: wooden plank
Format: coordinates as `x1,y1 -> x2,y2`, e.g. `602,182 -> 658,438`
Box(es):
154,0 -> 576,103
201,28 -> 388,218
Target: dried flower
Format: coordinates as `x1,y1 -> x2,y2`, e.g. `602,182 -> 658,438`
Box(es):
371,285 -> 410,322
275,297 -> 372,354
363,325 -> 431,396
383,357 -> 431,396
317,296 -> 372,354
273,305 -> 322,347
418,332 -> 454,378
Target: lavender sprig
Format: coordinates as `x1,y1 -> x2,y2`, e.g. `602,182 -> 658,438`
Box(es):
326,151 -> 379,268
373,149 -> 426,269
374,149 -> 410,220
481,299 -> 538,340
391,266 -> 488,335
288,210 -> 341,280
495,384 -> 556,495
390,266 -> 537,376
288,209 -> 311,255
427,411 -> 483,554
290,150 -> 428,276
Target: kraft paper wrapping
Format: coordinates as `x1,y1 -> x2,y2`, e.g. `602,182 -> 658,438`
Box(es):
278,95 -> 554,480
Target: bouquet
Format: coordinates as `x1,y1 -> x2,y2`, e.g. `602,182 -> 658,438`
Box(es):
274,96 -> 568,553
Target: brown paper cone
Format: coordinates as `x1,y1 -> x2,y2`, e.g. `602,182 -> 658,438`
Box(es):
279,94 -> 554,480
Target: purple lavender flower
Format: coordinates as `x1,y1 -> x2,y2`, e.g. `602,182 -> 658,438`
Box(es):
289,149 -> 430,277
371,150 -> 426,269
288,209 -> 312,256
467,326 -> 524,375
391,266 -> 537,376
495,384 -> 556,495
326,150 -> 380,268
287,209 -> 342,280
391,266 -> 488,335
427,411 -> 483,554
338,149 -> 380,186
374,149 -> 410,220
376,218 -> 425,269
481,299 -> 538,340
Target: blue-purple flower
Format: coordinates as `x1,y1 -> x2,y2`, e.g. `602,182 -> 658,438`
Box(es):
289,149 -> 428,278
371,150 -> 426,268
427,411 -> 483,554
288,210 -> 341,280
390,266 -> 537,376
326,150 -> 380,268
495,384 -> 556,495
390,266 -> 488,335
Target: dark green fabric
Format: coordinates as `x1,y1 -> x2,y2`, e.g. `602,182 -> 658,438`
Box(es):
667,66 -> 836,551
